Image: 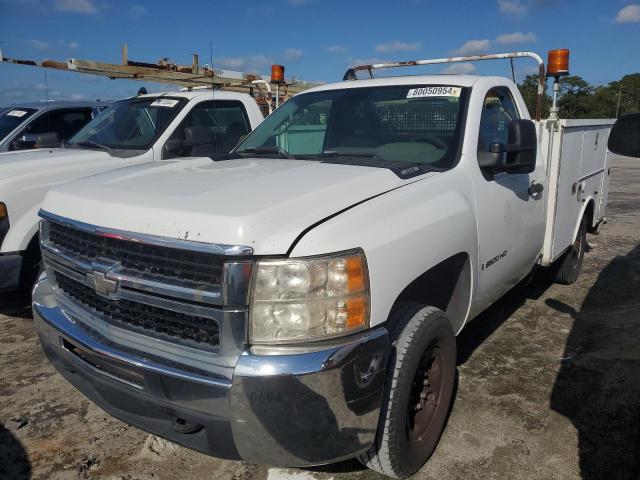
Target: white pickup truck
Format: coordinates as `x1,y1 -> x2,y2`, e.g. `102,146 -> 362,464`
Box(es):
33,52 -> 616,478
0,90 -> 263,292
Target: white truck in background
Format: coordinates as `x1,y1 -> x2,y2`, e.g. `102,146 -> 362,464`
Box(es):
0,90 -> 263,292
33,51 -> 616,478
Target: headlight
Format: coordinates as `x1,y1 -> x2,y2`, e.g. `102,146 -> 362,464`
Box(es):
249,250 -> 370,344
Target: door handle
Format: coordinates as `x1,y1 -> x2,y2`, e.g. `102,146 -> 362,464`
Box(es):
529,181 -> 544,200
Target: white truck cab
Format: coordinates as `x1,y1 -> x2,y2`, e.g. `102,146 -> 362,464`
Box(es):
0,90 -> 263,291
33,52 -> 615,478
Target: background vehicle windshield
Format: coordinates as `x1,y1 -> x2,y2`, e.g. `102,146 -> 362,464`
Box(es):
0,107 -> 37,140
69,97 -> 186,150
236,85 -> 468,169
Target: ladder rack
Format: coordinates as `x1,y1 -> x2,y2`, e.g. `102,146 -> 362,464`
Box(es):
1,45 -> 320,113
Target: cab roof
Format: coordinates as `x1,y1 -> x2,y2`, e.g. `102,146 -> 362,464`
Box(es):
303,74 -> 505,94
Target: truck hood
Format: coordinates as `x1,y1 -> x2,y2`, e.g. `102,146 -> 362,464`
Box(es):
0,148 -> 112,181
43,157 -> 408,255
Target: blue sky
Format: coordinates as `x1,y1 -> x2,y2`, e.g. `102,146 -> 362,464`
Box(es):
0,0 -> 639,106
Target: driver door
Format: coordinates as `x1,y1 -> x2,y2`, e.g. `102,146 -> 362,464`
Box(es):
472,86 -> 546,308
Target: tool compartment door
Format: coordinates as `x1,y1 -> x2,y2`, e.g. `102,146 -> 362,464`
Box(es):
550,121 -> 613,261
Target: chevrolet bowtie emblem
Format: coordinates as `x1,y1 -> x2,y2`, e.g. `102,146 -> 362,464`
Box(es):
86,270 -> 119,297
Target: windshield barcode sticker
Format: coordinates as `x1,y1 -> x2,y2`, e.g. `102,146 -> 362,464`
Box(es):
407,87 -> 461,99
6,110 -> 28,117
150,99 -> 179,108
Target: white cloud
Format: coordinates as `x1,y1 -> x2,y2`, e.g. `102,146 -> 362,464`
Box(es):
129,4 -> 147,17
497,0 -> 527,17
442,63 -> 476,74
68,40 -> 79,49
27,39 -> 50,50
214,56 -> 246,69
71,93 -> 84,100
375,40 -> 421,53
327,45 -> 347,54
283,48 -> 303,62
53,0 -> 97,13
453,39 -> 491,55
615,4 -> 640,23
214,54 -> 274,72
495,31 -> 537,44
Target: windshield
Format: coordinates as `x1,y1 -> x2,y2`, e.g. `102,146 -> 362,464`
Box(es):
0,108 -> 37,141
235,85 -> 468,171
69,96 -> 187,151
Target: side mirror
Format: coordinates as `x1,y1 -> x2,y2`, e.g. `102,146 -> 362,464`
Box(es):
608,113 -> 640,158
36,132 -> 60,149
478,119 -> 537,174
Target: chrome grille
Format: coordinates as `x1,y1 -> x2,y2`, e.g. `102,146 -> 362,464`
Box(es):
54,271 -> 220,349
39,212 -> 254,353
48,221 -> 224,285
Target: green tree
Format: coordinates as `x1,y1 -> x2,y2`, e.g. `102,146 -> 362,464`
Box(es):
558,75 -> 593,119
608,73 -> 640,117
517,74 -> 551,118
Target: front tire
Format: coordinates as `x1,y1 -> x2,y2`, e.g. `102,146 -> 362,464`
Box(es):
359,304 -> 456,478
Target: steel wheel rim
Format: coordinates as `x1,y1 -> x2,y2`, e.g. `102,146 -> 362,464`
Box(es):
406,342 -> 443,444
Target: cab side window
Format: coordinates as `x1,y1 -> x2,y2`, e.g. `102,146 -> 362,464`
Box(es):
477,87 -> 520,154
9,108 -> 94,150
163,101 -> 250,159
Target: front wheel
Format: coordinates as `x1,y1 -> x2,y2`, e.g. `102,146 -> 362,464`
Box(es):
359,304 -> 457,478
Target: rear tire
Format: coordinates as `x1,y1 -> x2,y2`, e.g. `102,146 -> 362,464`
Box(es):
358,303 -> 456,478
555,217 -> 586,285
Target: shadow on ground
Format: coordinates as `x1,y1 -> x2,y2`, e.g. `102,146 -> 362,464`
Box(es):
0,425 -> 31,480
548,243 -> 640,480
457,265 -> 557,365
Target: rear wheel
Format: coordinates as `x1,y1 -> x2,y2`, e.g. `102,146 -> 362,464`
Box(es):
358,304 -> 456,478
555,217 -> 586,285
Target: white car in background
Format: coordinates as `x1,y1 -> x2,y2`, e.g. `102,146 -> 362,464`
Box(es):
0,90 -> 264,291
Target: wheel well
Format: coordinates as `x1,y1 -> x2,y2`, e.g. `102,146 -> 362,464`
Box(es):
390,252 -> 471,333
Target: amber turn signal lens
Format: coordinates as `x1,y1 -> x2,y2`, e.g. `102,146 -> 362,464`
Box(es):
346,255 -> 366,293
547,49 -> 570,77
0,203 -> 7,220
346,297 -> 368,330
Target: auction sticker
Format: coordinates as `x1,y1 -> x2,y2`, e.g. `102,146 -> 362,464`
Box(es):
6,110 -> 28,117
407,86 -> 461,98
150,99 -> 180,108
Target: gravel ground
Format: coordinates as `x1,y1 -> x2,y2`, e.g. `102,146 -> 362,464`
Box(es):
1,156 -> 639,480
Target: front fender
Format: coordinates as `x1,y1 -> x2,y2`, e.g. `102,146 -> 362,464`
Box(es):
290,169 -> 478,332
1,201 -> 41,252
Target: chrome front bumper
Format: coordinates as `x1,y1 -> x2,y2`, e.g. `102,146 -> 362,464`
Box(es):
33,276 -> 389,466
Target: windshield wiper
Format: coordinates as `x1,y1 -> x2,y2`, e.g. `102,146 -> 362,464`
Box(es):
71,141 -> 113,153
238,146 -> 296,159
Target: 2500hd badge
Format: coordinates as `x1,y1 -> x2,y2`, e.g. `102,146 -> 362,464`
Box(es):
481,250 -> 508,270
